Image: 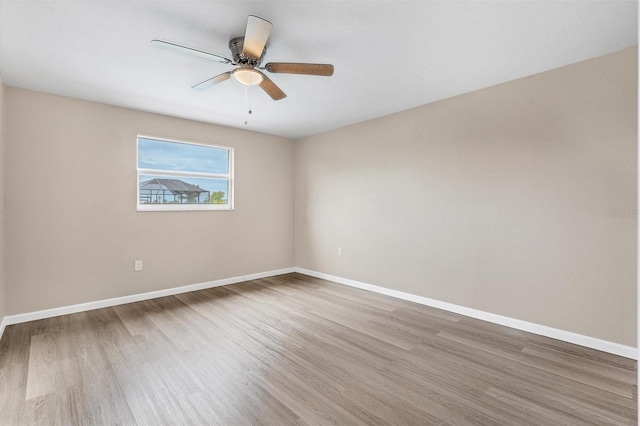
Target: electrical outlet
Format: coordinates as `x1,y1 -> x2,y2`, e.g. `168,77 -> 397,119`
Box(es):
134,260 -> 143,271
337,246 -> 343,256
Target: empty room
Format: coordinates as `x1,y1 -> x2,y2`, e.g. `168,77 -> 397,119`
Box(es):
0,1 -> 637,425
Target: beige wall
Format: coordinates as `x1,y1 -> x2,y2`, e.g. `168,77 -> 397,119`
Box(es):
5,89 -> 295,315
0,78 -> 5,323
295,48 -> 637,346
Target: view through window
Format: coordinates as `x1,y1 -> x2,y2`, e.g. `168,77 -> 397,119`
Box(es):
137,136 -> 233,211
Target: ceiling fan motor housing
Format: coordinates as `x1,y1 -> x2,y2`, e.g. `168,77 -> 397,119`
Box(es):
229,37 -> 265,67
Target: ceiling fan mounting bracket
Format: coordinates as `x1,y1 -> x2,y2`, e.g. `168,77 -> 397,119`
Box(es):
229,37 -> 265,67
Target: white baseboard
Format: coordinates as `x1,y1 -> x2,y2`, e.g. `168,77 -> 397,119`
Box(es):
295,268 -> 638,360
3,267 -> 296,327
3,266 -> 636,360
0,316 -> 7,342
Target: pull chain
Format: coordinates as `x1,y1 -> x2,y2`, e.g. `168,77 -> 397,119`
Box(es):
244,85 -> 253,125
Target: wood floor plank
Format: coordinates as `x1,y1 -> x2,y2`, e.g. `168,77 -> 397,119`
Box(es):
437,329 -> 633,398
25,333 -> 65,400
410,336 -> 637,422
0,324 -> 33,370
521,341 -> 635,383
0,363 -> 29,425
0,273 -> 635,425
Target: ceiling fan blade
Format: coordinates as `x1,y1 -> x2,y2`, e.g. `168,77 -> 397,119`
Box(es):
255,70 -> 286,101
265,62 -> 334,76
151,39 -> 232,64
242,15 -> 272,59
192,72 -> 231,90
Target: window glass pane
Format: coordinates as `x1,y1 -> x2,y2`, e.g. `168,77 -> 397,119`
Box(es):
139,175 -> 228,205
138,138 -> 229,174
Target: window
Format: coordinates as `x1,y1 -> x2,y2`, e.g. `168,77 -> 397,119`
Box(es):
137,136 -> 233,211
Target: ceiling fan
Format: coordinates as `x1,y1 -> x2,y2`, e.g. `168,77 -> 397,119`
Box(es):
151,15 -> 334,101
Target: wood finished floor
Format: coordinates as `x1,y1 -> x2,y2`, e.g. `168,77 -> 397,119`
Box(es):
0,273 -> 636,425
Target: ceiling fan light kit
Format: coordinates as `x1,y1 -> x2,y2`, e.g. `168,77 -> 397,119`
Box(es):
232,68 -> 263,86
152,15 -> 334,102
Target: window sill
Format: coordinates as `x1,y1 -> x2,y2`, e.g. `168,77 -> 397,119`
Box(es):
137,204 -> 234,212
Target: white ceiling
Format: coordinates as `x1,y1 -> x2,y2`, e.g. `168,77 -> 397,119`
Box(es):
0,1 -> 637,139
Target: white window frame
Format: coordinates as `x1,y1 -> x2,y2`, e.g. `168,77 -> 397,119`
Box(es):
136,135 -> 234,212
